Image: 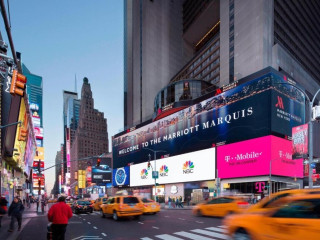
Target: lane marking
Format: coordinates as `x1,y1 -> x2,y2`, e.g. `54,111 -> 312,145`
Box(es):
152,226 -> 159,229
205,227 -> 227,233
174,231 -> 212,240
190,229 -> 228,239
196,221 -> 204,223
138,222 -> 144,224
93,226 -> 98,229
88,222 -> 91,224
155,234 -> 183,240
71,236 -> 102,240
178,218 -> 185,221
218,225 -> 226,228
164,216 -> 170,218
101,233 -> 107,237
140,238 -> 153,240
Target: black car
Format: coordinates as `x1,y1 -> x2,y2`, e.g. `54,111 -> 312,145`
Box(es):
72,200 -> 93,214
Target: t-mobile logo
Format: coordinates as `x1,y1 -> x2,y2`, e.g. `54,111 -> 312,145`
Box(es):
255,182 -> 265,193
275,96 -> 284,109
225,156 -> 231,162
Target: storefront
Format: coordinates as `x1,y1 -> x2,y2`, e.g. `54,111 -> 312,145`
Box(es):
218,135 -> 304,197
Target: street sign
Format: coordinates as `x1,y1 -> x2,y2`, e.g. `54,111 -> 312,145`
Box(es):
152,171 -> 159,179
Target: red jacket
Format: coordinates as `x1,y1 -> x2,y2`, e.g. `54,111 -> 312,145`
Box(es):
48,202 -> 72,224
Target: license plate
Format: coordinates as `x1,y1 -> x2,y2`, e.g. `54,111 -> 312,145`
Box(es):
84,206 -> 87,209
152,205 -> 156,208
130,205 -> 135,208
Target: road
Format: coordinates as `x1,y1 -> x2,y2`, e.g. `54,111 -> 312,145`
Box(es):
3,204 -> 226,240
65,208 -> 225,240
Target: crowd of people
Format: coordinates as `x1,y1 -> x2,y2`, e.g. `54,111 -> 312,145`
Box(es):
167,196 -> 187,208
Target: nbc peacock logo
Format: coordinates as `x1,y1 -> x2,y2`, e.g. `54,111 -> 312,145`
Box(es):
140,169 -> 148,179
159,165 -> 169,177
183,161 -> 194,174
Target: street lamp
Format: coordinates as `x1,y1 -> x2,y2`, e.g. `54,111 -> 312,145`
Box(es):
0,121 -> 22,129
144,148 -> 166,202
275,82 -> 320,188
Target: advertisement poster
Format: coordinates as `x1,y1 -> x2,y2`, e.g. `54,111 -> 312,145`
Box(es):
113,73 -> 305,168
292,124 -> 308,159
92,157 -> 112,183
130,148 -> 215,187
66,128 -> 71,168
217,135 -> 303,179
113,166 -> 130,187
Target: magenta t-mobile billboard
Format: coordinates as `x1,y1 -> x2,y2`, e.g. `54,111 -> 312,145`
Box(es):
217,135 -> 303,179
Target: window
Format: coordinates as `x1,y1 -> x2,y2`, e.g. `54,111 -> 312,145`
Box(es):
273,199 -> 320,219
262,193 -> 290,208
123,197 -> 139,204
116,198 -> 120,203
218,198 -> 234,204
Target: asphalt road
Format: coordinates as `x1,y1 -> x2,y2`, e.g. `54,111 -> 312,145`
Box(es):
8,204 -> 226,240
65,209 -> 226,240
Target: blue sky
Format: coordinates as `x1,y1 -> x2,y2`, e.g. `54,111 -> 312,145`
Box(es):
1,0 -> 124,193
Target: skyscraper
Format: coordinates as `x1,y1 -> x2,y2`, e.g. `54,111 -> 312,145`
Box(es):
70,78 -> 109,195
124,0 -> 320,129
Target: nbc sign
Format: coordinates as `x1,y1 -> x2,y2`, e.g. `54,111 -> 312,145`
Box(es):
130,148 -> 215,187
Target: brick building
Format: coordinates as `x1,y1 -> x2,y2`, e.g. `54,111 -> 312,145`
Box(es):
70,77 -> 109,195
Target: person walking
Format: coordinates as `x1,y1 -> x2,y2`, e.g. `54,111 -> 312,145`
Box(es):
8,197 -> 24,232
36,197 -> 40,212
168,197 -> 171,208
175,197 -> 180,208
0,195 -> 8,228
48,196 -> 73,240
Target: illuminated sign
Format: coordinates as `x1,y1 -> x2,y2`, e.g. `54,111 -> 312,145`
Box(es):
34,127 -> 43,139
34,147 -> 44,160
66,128 -> 71,168
112,167 -> 130,186
292,124 -> 308,159
130,148 -> 215,187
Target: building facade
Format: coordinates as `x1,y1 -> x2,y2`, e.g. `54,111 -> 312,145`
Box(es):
70,78 -> 109,196
124,0 -> 320,130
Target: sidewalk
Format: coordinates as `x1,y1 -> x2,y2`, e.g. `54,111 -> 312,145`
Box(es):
0,203 -> 49,240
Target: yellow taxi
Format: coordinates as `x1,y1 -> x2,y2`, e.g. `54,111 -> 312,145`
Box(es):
193,196 -> 249,217
93,197 -> 108,211
224,194 -> 320,240
48,199 -> 57,203
246,188 -> 320,213
100,195 -> 143,221
66,199 -> 74,207
141,198 -> 160,214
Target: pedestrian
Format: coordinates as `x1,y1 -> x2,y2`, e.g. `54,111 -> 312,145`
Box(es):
175,197 -> 180,208
48,196 -> 73,240
168,197 -> 171,208
36,197 -> 40,211
0,195 -> 8,228
8,196 -> 24,232
187,196 -> 191,206
26,196 -> 31,208
23,198 -> 26,205
179,196 -> 183,208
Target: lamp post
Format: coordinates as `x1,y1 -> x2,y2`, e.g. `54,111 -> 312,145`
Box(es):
144,148 -> 166,202
275,82 -> 320,189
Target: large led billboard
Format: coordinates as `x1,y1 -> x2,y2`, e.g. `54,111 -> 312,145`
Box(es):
66,128 -> 71,168
113,166 -> 130,187
92,157 -> 112,184
130,148 -> 215,187
113,72 -> 305,168
217,135 -> 303,179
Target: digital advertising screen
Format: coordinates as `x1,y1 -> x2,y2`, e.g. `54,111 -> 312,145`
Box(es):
113,166 -> 130,187
130,148 -> 215,187
113,72 -> 305,168
217,135 -> 303,179
92,157 -> 112,183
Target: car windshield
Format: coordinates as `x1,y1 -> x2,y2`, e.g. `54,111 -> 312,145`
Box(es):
123,197 -> 139,204
77,201 -> 91,205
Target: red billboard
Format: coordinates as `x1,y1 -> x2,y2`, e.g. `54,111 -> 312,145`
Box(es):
217,135 -> 303,179
292,124 -> 308,159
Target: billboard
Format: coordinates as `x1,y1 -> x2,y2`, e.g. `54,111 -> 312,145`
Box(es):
92,157 -> 112,184
217,135 -> 303,179
292,124 -> 308,159
66,128 -> 71,168
34,147 -> 44,160
113,166 -> 130,187
130,148 -> 215,187
34,127 -> 43,139
78,170 -> 86,189
113,73 -> 305,168
86,166 -> 92,184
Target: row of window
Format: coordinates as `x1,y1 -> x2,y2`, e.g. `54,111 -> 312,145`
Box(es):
190,40 -> 220,71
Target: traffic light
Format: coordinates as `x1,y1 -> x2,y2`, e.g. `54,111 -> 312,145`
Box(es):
147,162 -> 151,169
10,69 -> 27,96
18,127 -> 28,141
96,158 -> 101,167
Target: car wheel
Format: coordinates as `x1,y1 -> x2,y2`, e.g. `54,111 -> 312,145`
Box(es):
75,209 -> 79,215
101,211 -> 105,218
134,215 -> 141,220
90,209 -> 93,213
196,210 -> 202,217
113,211 -> 119,221
233,229 -> 251,240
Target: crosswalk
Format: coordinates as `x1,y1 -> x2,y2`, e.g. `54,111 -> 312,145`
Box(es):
140,225 -> 228,240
